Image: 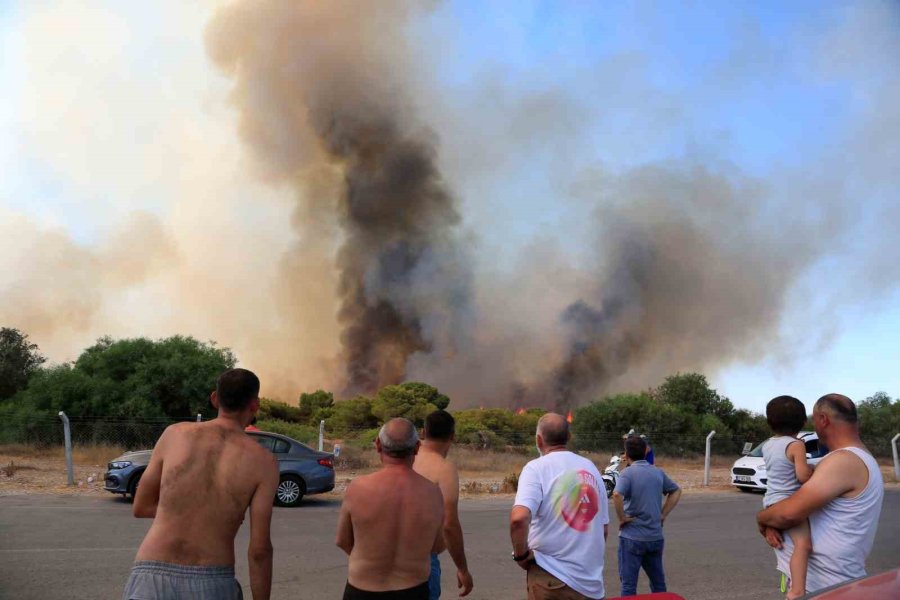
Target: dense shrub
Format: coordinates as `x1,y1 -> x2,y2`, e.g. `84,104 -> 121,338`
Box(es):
255,419 -> 318,445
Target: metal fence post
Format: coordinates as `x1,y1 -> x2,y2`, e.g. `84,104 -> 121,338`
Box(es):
892,434 -> 900,482
318,420 -> 325,452
703,430 -> 716,487
58,411 -> 75,486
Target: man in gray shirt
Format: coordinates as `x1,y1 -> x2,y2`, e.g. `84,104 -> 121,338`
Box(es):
613,436 -> 682,596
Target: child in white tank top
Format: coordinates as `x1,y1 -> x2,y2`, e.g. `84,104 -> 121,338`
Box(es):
762,396 -> 814,600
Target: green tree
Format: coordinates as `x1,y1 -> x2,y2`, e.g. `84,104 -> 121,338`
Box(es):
398,382 -> 450,410
453,408 -> 542,446
298,390 -> 335,423
654,373 -> 734,421
330,396 -> 378,433
0,327 -> 47,401
371,385 -> 437,426
10,335 -> 235,420
572,393 -> 694,452
724,408 -> 771,447
259,398 -> 304,423
858,392 -> 899,456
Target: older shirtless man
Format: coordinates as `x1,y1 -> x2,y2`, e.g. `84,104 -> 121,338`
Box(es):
336,418 -> 444,600
757,394 -> 884,595
413,410 -> 474,599
123,368 -> 280,600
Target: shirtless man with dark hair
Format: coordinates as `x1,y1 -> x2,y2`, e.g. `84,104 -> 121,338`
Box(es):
336,418 -> 444,600
414,410 -> 473,599
123,368 -> 280,600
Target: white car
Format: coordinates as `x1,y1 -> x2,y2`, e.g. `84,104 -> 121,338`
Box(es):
731,431 -> 829,492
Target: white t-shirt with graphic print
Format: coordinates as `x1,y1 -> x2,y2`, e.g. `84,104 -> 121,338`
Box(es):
514,450 -> 609,599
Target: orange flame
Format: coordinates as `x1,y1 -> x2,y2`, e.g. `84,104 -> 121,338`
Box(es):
566,410 -> 573,423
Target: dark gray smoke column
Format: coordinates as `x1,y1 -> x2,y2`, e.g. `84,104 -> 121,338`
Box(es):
328,119 -> 461,393
207,1 -> 467,395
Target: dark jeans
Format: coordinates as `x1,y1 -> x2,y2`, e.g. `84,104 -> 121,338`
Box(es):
617,537 -> 665,596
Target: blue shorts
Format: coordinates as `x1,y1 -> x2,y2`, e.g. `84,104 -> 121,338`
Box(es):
428,554 -> 441,600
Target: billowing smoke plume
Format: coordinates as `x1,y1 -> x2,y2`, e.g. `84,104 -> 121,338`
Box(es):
0,211 -> 176,342
538,166 -> 819,411
3,1 -> 899,408
206,1 -> 470,395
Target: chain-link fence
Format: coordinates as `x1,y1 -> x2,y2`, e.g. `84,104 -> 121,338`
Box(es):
0,415 -> 897,463
0,414 -> 196,451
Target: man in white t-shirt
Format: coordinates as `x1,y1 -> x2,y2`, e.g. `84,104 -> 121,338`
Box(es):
510,413 -> 610,600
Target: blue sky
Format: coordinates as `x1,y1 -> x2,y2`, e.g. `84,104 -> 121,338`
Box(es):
2,1 -> 898,412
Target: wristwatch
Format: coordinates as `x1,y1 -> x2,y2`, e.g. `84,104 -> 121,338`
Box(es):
512,550 -> 531,562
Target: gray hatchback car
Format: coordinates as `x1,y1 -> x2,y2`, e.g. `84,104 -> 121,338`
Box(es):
104,431 -> 335,507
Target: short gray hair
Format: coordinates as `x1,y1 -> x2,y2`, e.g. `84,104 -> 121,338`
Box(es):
378,418 -> 419,458
537,413 -> 569,446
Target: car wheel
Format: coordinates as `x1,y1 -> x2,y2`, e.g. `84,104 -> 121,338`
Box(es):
127,470 -> 144,501
604,479 -> 615,498
275,475 -> 305,507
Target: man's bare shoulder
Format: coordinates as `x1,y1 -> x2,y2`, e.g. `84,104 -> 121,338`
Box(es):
345,471 -> 379,494
810,448 -> 869,495
416,450 -> 458,481
816,447 -> 867,471
155,421 -> 195,448
414,471 -> 443,501
163,421 -> 195,436
238,433 -> 278,469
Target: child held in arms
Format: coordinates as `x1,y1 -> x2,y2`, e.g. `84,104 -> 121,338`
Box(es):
762,396 -> 814,600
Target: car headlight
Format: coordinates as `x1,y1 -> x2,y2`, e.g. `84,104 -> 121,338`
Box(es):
109,461 -> 132,470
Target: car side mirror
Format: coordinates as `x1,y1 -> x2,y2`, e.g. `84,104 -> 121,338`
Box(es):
741,442 -> 752,456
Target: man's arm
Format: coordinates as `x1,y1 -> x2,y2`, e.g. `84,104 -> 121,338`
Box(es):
510,463 -> 540,568
757,451 -> 860,533
612,492 -> 634,527
510,505 -> 532,568
133,425 -> 176,518
787,440 -> 813,484
248,454 -> 279,600
439,467 -> 473,596
661,488 -> 682,524
335,483 -> 355,555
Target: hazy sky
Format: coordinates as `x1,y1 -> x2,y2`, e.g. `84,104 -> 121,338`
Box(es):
1,1 -> 898,413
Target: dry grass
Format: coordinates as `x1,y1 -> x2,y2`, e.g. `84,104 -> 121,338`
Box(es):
451,447 -> 531,478
334,445 -> 378,471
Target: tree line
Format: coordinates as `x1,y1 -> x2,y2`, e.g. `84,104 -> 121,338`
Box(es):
1,327 -> 896,455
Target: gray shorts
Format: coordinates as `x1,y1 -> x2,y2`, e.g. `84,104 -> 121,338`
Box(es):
122,561 -> 243,600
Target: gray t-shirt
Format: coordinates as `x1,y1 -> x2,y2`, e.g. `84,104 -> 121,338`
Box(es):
613,460 -> 680,541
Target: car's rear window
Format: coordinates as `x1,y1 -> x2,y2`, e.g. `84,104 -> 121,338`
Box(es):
273,439 -> 290,454
252,436 -> 275,452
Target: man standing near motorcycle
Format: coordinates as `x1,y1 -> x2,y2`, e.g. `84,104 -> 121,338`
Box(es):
613,436 -> 681,596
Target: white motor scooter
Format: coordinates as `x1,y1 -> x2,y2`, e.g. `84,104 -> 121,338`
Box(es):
601,454 -> 622,498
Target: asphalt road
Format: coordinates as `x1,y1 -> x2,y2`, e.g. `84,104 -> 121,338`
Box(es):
1,490 -> 897,600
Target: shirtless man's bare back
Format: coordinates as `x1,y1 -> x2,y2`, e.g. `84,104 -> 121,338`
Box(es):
123,368 -> 280,600
413,410 -> 473,599
336,418 -> 444,600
